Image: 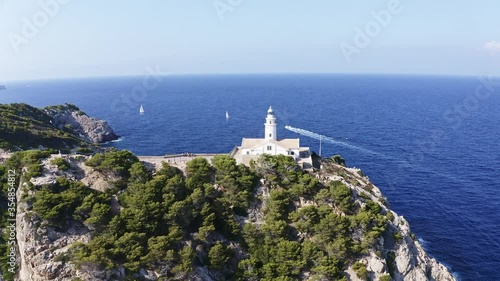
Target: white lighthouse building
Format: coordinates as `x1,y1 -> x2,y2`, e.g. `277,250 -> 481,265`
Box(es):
231,106 -> 312,168
265,106 -> 277,140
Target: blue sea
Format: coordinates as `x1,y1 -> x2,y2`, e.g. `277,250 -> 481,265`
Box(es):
1,74 -> 499,280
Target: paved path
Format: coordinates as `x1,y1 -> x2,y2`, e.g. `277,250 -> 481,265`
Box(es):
138,154 -> 225,170
0,152 -> 12,164
0,151 -> 226,170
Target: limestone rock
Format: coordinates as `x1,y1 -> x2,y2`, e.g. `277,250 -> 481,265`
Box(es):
45,108 -> 118,143
366,253 -> 386,273
8,155 -> 457,281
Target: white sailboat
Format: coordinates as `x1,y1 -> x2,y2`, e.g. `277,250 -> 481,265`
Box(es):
140,104 -> 145,114
226,111 -> 229,119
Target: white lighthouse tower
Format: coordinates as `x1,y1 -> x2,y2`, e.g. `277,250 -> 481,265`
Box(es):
264,106 -> 277,140
231,106 -> 312,168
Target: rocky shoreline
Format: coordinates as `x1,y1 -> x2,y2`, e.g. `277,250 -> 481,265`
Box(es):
44,106 -> 118,144
9,155 -> 456,281
0,103 -> 456,280
0,103 -> 118,151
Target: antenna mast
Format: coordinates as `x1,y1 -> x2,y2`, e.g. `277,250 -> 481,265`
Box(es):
319,135 -> 322,157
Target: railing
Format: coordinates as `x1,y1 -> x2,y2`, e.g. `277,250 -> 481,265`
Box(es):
162,153 -> 227,158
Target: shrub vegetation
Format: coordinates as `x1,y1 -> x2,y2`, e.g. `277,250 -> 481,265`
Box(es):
50,157 -> 71,171
0,103 -> 85,150
2,151 -> 395,280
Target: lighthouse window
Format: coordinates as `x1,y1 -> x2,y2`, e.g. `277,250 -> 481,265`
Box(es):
267,146 -> 272,151
290,151 -> 295,155
269,121 -> 271,124
269,134 -> 272,137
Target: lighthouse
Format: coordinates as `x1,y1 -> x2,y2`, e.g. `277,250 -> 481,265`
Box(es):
264,106 -> 277,140
231,106 -> 312,168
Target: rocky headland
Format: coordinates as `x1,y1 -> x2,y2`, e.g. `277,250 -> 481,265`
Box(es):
44,105 -> 118,144
0,103 -> 455,280
0,103 -> 118,151
3,152 -> 455,281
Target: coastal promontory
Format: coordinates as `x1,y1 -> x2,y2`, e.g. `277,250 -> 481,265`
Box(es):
1,151 -> 455,281
0,103 -> 118,151
0,103 -> 455,280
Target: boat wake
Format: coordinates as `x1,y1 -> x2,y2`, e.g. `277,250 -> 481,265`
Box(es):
284,125 -> 380,155
103,137 -> 124,144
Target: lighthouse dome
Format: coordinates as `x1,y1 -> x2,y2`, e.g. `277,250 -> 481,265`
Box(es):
267,106 -> 274,115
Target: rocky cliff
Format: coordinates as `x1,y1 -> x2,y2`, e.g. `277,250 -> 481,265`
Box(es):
5,152 -> 456,281
318,166 -> 456,281
44,105 -> 118,144
0,103 -> 118,151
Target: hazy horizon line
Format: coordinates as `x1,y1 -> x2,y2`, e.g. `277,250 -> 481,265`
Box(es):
1,71 -> 495,83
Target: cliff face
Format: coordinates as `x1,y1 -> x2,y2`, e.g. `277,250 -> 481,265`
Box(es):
44,107 -> 118,144
384,215 -> 454,281
0,103 -> 118,151
335,174 -> 455,281
9,154 -> 455,281
260,163 -> 456,281
15,155 -> 119,281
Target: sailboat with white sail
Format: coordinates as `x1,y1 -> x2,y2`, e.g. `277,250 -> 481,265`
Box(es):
140,105 -> 145,114
226,111 -> 229,120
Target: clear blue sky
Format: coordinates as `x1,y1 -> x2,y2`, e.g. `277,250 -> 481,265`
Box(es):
1,0 -> 499,81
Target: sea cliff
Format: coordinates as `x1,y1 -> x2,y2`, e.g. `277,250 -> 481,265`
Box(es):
0,103 -> 118,151
0,103 -> 455,280
1,150 -> 456,281
44,105 -> 118,144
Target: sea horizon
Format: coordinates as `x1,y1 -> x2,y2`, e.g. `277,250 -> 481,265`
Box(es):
2,72 -> 496,84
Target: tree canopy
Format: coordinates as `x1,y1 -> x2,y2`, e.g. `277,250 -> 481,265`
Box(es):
5,151 -> 394,280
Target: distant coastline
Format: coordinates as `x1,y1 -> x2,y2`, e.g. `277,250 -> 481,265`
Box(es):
0,85 -> 6,90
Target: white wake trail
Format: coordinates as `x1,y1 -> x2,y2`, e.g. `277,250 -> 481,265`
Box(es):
285,125 -> 380,155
